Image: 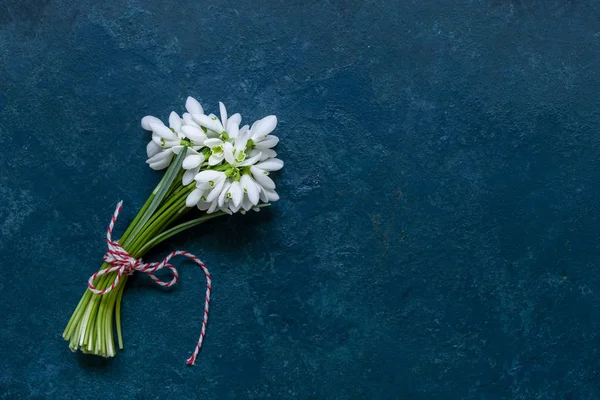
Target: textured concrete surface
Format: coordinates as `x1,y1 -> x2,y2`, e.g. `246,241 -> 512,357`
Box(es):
1,0 -> 600,398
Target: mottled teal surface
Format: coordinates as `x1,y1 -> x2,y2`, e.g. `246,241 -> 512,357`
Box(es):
1,0 -> 600,399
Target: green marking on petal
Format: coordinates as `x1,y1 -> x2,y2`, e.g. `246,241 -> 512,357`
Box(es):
235,150 -> 246,163
212,145 -> 223,155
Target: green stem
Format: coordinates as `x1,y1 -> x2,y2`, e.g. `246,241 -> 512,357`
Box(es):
63,148 -> 275,358
125,147 -> 187,247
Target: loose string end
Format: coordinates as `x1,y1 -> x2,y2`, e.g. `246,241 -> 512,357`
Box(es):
186,354 -> 196,366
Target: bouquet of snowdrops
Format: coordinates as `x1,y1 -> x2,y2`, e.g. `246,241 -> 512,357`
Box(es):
62,97 -> 283,365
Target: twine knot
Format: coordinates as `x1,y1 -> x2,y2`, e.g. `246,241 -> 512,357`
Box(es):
86,201 -> 211,365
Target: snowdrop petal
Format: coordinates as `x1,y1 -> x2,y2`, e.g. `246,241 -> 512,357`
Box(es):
229,201 -> 241,214
204,138 -> 224,148
226,116 -> 240,138
147,151 -> 174,170
186,96 -> 204,115
255,135 -> 279,149
193,114 -> 223,133
242,197 -> 253,211
238,153 -> 261,167
207,200 -> 219,213
186,189 -> 203,207
146,141 -> 161,158
183,113 -> 200,128
196,181 -> 212,190
183,154 -> 204,170
235,129 -> 249,151
241,175 -> 260,205
259,187 -> 269,203
208,154 -> 224,166
181,125 -> 208,143
220,206 -> 233,215
171,145 -> 185,155
250,148 -> 277,161
261,115 -> 278,134
141,116 -> 163,131
197,200 -> 211,211
229,181 -> 243,207
219,102 -> 228,130
250,120 -> 260,135
195,170 -> 224,183
182,169 -> 197,186
147,150 -> 173,164
218,181 -> 232,207
263,189 -> 280,202
169,112 -> 182,132
256,158 -> 284,171
251,115 -> 277,139
149,159 -> 170,170
206,179 -> 225,202
260,149 -> 277,161
227,113 -> 242,131
150,122 -> 178,140
223,142 -> 235,164
250,166 -> 276,190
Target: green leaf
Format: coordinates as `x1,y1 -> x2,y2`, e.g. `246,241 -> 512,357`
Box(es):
123,147 -> 188,248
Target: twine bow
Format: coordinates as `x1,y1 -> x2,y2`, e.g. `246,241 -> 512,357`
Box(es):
87,201 -> 211,366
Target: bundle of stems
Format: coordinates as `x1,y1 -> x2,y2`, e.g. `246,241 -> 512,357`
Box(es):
62,148 -> 227,357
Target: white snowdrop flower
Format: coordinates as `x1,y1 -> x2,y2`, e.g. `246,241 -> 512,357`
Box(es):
250,165 -> 276,190
146,149 -> 174,170
218,180 -> 233,208
255,158 -> 284,171
223,142 -> 261,168
255,135 -> 279,150
181,125 -> 208,144
248,148 -> 277,162
188,170 -> 228,208
262,188 -> 280,202
142,106 -> 209,177
240,174 -> 261,205
219,102 -> 228,131
250,115 -> 277,141
186,188 -> 205,208
185,96 -> 204,115
204,138 -> 227,165
181,152 -> 206,186
182,113 -> 201,128
141,115 -> 163,131
144,114 -> 184,171
226,114 -> 242,138
146,140 -> 162,159
246,116 -> 279,160
227,181 -> 243,209
192,113 -> 224,135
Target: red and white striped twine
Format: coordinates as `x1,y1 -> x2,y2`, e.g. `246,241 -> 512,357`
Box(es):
87,201 -> 211,366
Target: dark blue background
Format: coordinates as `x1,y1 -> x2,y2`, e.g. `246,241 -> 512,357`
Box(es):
1,0 -> 600,398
